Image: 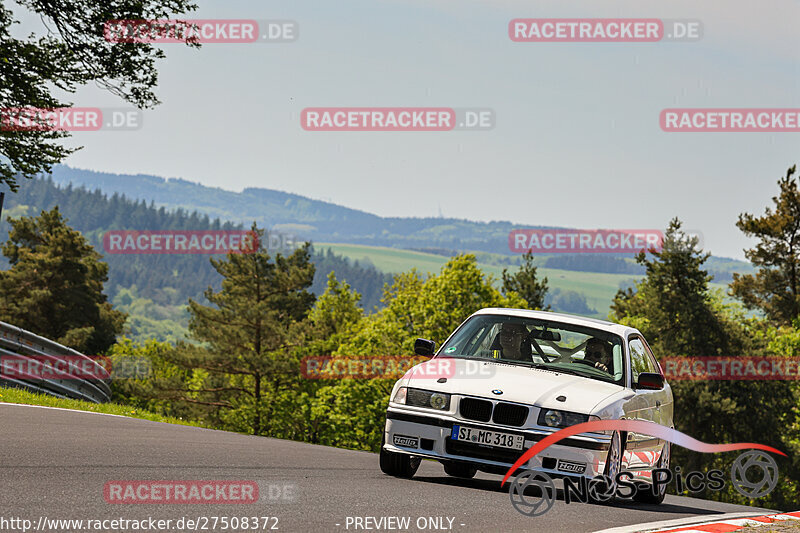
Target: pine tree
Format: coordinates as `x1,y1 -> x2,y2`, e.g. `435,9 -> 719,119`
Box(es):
166,224 -> 316,435
731,164 -> 800,324
0,206 -> 126,353
502,250 -> 549,310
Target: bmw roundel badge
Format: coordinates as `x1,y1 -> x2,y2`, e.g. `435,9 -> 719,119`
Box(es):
492,389 -> 503,395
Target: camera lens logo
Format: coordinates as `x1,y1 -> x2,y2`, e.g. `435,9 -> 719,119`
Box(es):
730,451 -> 779,498
509,470 -> 556,516
586,475 -> 615,502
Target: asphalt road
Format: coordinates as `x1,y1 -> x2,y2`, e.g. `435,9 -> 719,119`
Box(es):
0,403 -> 776,533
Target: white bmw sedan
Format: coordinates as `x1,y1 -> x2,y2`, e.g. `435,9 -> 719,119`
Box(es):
381,308 -> 674,504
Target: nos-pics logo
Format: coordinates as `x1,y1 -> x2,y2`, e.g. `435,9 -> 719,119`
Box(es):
501,420 -> 784,517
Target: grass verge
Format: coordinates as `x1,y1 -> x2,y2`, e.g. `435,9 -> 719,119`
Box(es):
0,386 -> 204,428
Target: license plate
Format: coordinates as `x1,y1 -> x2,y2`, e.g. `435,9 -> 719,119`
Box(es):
451,425 -> 524,450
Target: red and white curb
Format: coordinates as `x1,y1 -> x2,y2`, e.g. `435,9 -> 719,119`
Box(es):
595,510 -> 800,533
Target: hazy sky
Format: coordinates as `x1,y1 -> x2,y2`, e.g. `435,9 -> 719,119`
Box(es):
19,0 -> 799,259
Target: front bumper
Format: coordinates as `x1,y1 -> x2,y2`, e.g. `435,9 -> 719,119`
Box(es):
384,407 -> 612,479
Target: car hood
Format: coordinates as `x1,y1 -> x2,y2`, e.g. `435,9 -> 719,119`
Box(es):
403,357 -> 624,414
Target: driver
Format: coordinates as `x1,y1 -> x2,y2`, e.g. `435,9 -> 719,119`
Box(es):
497,322 -> 529,361
582,338 -> 613,373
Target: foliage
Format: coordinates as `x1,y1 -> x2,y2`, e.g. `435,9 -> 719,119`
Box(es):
0,0 -> 197,190
731,164 -> 800,325
611,217 -> 799,510
502,250 -> 549,310
0,206 -> 125,353
310,247 -> 392,312
611,218 -> 740,356
152,227 -> 316,435
373,254 -> 527,350
111,286 -> 189,344
108,337 -> 200,420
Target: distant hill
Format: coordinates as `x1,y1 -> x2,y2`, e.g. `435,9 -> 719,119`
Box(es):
47,166 -> 525,254
46,166 -> 753,280
2,169 -> 757,327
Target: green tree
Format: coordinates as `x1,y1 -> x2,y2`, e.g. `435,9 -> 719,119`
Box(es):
108,337 -> 200,420
162,225 -> 315,435
731,164 -> 800,325
502,250 -> 549,310
282,274 -> 374,447
366,254 -> 527,351
304,272 -> 364,354
0,0 -> 197,190
612,218 -> 798,509
611,218 -> 736,356
0,206 -> 125,352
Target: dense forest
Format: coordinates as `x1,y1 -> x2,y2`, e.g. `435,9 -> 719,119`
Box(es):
47,166 -> 754,281
1,177 -> 392,341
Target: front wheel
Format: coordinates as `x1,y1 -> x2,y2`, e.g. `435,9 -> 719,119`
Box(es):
634,442 -> 670,505
379,436 -> 421,478
589,430 -> 624,504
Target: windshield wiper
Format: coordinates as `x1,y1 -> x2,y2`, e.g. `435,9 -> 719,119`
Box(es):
529,364 -> 588,377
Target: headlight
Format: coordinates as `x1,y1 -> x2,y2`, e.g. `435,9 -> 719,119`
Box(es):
406,388 -> 451,410
538,409 -> 590,428
429,393 -> 448,410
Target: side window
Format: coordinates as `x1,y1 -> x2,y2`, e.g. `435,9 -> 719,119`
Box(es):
628,338 -> 654,383
640,339 -> 662,376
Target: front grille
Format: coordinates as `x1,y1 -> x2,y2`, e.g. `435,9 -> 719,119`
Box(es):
459,398 -> 492,422
492,403 -> 528,427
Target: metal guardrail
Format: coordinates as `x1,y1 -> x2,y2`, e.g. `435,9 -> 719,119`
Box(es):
0,321 -> 111,403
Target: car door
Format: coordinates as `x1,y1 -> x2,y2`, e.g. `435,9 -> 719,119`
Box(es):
625,336 -> 663,469
640,337 -> 672,430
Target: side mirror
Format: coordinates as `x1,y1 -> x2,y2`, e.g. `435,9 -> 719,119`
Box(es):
637,372 -> 664,390
414,338 -> 436,357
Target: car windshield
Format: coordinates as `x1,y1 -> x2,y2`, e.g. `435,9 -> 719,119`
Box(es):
438,315 -> 625,385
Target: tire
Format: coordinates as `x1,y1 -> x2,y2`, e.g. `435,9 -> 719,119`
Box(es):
379,436 -> 421,478
634,442 -> 670,505
604,430 -> 624,480
589,430 -> 624,504
443,462 -> 478,479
